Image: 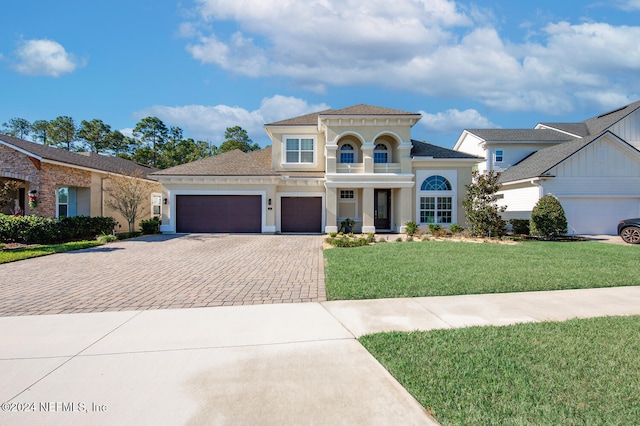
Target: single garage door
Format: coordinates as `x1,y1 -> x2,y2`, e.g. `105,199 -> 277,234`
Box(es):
176,195 -> 261,233
281,197 -> 322,233
560,198 -> 640,235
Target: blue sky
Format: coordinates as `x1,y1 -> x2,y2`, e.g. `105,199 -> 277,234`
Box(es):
2,0 -> 640,149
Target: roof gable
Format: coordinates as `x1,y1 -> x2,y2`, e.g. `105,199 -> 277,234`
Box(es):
499,131 -> 636,183
464,129 -> 574,142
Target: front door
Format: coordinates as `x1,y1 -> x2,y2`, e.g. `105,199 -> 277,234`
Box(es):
374,189 -> 391,230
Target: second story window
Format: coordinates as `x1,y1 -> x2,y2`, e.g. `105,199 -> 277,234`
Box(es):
495,150 -> 503,163
340,144 -> 355,163
285,137 -> 314,163
374,143 -> 388,163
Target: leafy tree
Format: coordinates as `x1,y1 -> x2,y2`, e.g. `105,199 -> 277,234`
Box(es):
216,126 -> 259,154
31,120 -> 51,145
77,119 -> 111,153
133,117 -> 168,167
105,169 -> 151,233
0,178 -> 21,212
2,118 -> 31,139
49,116 -> 77,150
530,194 -> 568,239
462,170 -> 506,237
104,130 -> 135,156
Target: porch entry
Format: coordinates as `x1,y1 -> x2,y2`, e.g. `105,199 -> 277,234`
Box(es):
374,189 -> 391,230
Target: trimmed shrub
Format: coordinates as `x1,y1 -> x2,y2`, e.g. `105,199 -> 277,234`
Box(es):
0,214 -> 116,244
530,195 -> 568,238
449,223 -> 464,234
509,218 -> 530,235
140,216 -> 161,234
405,221 -> 419,236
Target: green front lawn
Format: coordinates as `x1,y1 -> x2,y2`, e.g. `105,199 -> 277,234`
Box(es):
324,240 -> 640,300
360,316 -> 640,425
0,240 -> 103,263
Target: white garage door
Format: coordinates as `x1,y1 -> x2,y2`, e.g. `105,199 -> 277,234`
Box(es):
560,198 -> 640,235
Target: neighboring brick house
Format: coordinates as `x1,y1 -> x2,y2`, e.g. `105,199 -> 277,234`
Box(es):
0,134 -> 162,231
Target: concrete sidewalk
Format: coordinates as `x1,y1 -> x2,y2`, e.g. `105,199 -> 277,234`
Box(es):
1,286 -> 639,425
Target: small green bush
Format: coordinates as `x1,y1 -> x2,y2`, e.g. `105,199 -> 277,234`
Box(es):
366,232 -> 376,243
530,195 -> 567,239
329,232 -> 338,238
509,218 -> 530,235
140,216 -> 161,234
324,236 -> 370,248
428,224 -> 442,234
405,221 -> 419,236
449,223 -> 464,234
97,233 -> 118,244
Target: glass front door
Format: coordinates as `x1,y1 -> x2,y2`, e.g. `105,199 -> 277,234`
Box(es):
374,189 -> 391,230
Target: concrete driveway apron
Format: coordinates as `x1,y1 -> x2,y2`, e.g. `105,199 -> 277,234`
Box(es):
0,234 -> 326,316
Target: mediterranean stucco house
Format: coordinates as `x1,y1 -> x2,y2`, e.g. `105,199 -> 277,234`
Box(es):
153,105 -> 481,234
0,134 -> 162,231
453,100 -> 640,235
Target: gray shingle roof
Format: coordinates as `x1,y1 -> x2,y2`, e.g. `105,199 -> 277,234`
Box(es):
465,129 -> 575,142
411,140 -> 481,159
266,104 -> 420,126
0,134 -> 158,177
537,122 -> 590,137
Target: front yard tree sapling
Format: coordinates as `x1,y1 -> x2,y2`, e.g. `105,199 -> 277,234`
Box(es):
462,170 -> 506,237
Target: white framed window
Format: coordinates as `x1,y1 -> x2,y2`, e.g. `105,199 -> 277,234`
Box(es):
340,144 -> 355,163
151,193 -> 162,216
57,187 -> 69,218
284,136 -> 315,164
374,143 -> 388,163
420,196 -> 453,224
416,171 -> 456,225
495,149 -> 503,163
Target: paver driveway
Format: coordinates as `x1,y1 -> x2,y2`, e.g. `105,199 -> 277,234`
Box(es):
0,234 -> 325,316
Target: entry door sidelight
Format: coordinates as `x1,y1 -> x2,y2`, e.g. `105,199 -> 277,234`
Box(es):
374,189 -> 391,230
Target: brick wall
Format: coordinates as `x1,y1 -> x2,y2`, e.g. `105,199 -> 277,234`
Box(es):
0,146 -> 91,218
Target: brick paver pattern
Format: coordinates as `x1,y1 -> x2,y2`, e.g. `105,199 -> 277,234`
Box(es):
0,234 -> 326,316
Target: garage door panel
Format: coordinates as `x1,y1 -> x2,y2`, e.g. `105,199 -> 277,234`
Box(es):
176,195 -> 261,233
561,198 -> 640,235
281,197 -> 322,233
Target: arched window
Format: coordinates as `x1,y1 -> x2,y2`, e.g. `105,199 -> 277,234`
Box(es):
420,175 -> 452,191
340,144 -> 355,163
419,175 -> 453,224
374,143 -> 388,163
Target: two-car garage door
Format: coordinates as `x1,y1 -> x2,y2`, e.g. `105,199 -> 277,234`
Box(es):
175,195 -> 323,233
176,195 -> 261,233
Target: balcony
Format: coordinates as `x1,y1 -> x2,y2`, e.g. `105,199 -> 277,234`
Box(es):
335,163 -> 402,173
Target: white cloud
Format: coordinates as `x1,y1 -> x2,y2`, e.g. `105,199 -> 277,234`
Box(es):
614,0 -> 640,11
134,95 -> 330,145
13,39 -> 83,77
419,108 -> 498,133
182,0 -> 640,114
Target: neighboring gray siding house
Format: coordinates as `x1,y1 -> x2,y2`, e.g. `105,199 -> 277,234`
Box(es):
453,100 -> 640,235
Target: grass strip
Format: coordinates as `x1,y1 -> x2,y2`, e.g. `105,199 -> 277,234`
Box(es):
325,240 -> 640,299
360,316 -> 640,425
0,240 -> 103,264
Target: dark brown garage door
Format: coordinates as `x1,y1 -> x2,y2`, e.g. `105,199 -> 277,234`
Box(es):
281,197 -> 322,233
176,195 -> 261,233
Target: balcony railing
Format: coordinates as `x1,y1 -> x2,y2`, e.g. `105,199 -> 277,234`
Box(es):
336,163 -> 364,173
335,163 -> 402,173
373,163 -> 401,173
